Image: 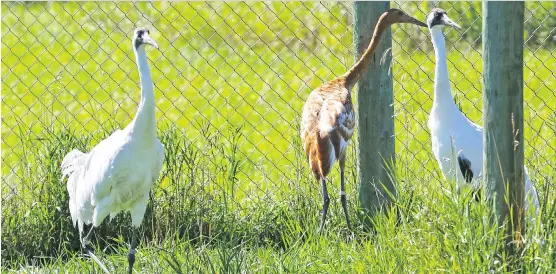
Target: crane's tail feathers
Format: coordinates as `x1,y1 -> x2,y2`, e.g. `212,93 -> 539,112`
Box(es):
61,149 -> 87,228
61,149 -> 87,179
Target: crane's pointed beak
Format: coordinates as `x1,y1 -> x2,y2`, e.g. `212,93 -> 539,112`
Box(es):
442,15 -> 461,30
143,33 -> 159,49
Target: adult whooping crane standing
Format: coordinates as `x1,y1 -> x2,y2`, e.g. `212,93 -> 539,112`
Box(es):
301,9 -> 427,231
61,27 -> 164,274
425,8 -> 539,215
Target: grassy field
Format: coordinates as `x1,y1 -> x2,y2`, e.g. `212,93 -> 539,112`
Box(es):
2,1 -> 555,273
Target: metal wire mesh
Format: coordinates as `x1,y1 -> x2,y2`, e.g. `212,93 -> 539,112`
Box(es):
1,1 -> 555,264
390,1 -> 555,185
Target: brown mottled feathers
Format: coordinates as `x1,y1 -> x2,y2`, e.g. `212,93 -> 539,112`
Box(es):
301,78 -> 354,180
299,9 -> 390,181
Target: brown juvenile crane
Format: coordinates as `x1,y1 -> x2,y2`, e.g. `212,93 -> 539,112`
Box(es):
301,9 -> 427,231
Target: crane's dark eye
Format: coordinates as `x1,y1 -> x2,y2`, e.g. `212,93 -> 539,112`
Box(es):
434,12 -> 440,18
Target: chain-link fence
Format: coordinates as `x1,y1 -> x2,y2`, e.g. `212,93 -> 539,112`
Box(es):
2,1 -> 555,267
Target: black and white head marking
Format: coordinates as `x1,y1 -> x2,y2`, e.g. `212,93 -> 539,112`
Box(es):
133,27 -> 158,50
134,27 -> 149,49
426,8 -> 461,30
427,8 -> 447,29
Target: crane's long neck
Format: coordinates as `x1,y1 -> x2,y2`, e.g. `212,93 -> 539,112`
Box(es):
344,16 -> 389,89
430,27 -> 456,108
128,46 -> 156,139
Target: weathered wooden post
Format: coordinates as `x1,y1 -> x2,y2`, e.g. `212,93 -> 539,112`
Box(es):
483,1 -> 526,258
353,2 -> 396,220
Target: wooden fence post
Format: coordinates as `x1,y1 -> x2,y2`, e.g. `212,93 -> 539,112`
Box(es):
483,0 -> 526,259
353,2 -> 396,221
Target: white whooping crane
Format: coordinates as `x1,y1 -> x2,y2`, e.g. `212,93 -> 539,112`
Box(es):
425,8 -> 540,217
61,27 -> 164,274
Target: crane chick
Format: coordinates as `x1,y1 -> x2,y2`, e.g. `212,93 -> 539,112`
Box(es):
301,9 -> 427,231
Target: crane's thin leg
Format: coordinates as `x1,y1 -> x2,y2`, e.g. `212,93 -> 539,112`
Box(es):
319,178 -> 330,232
82,225 -> 95,248
128,227 -> 139,274
81,225 -> 110,274
339,155 -> 352,230
128,199 -> 147,274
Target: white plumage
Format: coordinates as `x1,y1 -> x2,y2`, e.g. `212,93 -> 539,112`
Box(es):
61,130 -> 164,231
61,27 -> 163,274
425,9 -> 540,216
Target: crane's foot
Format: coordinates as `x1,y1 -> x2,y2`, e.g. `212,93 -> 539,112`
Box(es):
87,249 -> 110,274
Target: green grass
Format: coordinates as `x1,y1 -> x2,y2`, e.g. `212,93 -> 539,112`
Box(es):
2,1 -> 555,273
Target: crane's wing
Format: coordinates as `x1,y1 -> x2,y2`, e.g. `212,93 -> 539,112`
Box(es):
302,84 -> 354,136
300,80 -> 354,180
318,93 -> 355,142
81,129 -> 129,205
301,92 -> 324,145
88,132 -> 164,202
61,129 -> 126,229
